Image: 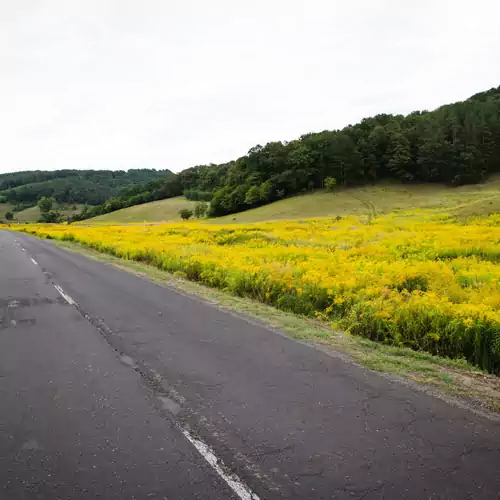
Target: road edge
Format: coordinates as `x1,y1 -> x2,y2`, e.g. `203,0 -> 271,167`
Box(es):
15,231 -> 500,421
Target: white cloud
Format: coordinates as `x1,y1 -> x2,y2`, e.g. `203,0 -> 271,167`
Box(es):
1,0 -> 499,173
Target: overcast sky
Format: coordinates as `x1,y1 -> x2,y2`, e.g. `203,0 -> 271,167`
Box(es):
1,0 -> 499,174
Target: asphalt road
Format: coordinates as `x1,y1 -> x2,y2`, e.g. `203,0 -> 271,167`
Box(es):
1,230 -> 500,500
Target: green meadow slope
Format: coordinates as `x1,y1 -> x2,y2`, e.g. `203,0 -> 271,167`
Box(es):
83,197 -> 198,224
84,178 -> 500,224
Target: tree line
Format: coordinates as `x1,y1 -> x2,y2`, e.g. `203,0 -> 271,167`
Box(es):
71,85 -> 500,221
0,169 -> 169,209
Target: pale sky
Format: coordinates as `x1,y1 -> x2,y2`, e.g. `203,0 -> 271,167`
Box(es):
1,0 -> 499,174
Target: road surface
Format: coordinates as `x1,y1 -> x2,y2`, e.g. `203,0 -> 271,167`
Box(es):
1,230 -> 499,499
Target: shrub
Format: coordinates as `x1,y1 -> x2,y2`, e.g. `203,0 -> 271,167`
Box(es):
179,208 -> 193,220
324,177 -> 337,192
194,202 -> 208,219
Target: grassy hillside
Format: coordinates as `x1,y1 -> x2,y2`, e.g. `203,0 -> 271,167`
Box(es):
214,178 -> 500,223
83,197 -> 198,224
0,203 -> 13,220
81,178 -> 500,225
13,204 -> 85,222
0,203 -> 85,222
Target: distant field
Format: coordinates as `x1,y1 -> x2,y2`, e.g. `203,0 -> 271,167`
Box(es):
6,178 -> 500,225
214,178 -> 500,223
0,203 -> 84,222
13,204 -> 85,222
84,197 -> 198,224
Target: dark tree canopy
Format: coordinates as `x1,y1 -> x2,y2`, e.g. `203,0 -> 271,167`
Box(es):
0,169 -> 170,207
37,196 -> 54,213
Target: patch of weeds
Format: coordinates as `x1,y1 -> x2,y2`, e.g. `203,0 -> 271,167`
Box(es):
440,373 -> 454,385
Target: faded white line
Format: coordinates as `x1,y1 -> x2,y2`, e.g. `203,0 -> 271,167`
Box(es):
179,427 -> 260,500
23,241 -> 259,497
53,284 -> 76,306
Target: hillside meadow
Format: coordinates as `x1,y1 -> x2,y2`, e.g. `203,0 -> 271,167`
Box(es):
16,209 -> 500,375
84,196 -> 197,224
80,177 -> 500,225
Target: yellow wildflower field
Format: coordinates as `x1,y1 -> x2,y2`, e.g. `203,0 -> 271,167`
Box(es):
18,213 -> 500,373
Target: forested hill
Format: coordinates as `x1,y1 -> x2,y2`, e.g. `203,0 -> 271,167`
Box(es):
0,169 -> 170,207
78,85 -> 500,221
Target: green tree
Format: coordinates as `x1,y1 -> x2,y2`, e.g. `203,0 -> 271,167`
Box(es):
38,210 -> 61,223
244,186 -> 261,205
194,202 -> 208,218
324,177 -> 337,192
259,180 -> 273,202
179,208 -> 193,220
38,196 -> 55,213
5,211 -> 13,221
386,127 -> 413,181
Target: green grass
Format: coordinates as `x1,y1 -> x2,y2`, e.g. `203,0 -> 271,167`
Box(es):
7,177 -> 500,226
13,204 -> 85,222
0,203 -> 14,220
84,197 -> 198,224
79,177 -> 500,226
214,177 -> 500,223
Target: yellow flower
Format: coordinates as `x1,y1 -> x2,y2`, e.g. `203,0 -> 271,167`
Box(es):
17,208 -> 500,371
463,318 -> 474,328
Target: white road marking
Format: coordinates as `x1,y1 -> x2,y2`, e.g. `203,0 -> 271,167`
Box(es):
53,284 -> 76,306
179,427 -> 260,500
16,237 -> 260,498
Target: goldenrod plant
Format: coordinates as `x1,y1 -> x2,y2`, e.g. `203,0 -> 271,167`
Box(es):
17,212 -> 500,373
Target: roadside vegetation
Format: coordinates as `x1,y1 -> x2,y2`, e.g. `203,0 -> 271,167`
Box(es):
18,206 -> 500,375
25,237 -> 500,414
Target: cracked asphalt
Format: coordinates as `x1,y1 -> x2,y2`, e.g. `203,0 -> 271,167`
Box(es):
1,230 -> 500,499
